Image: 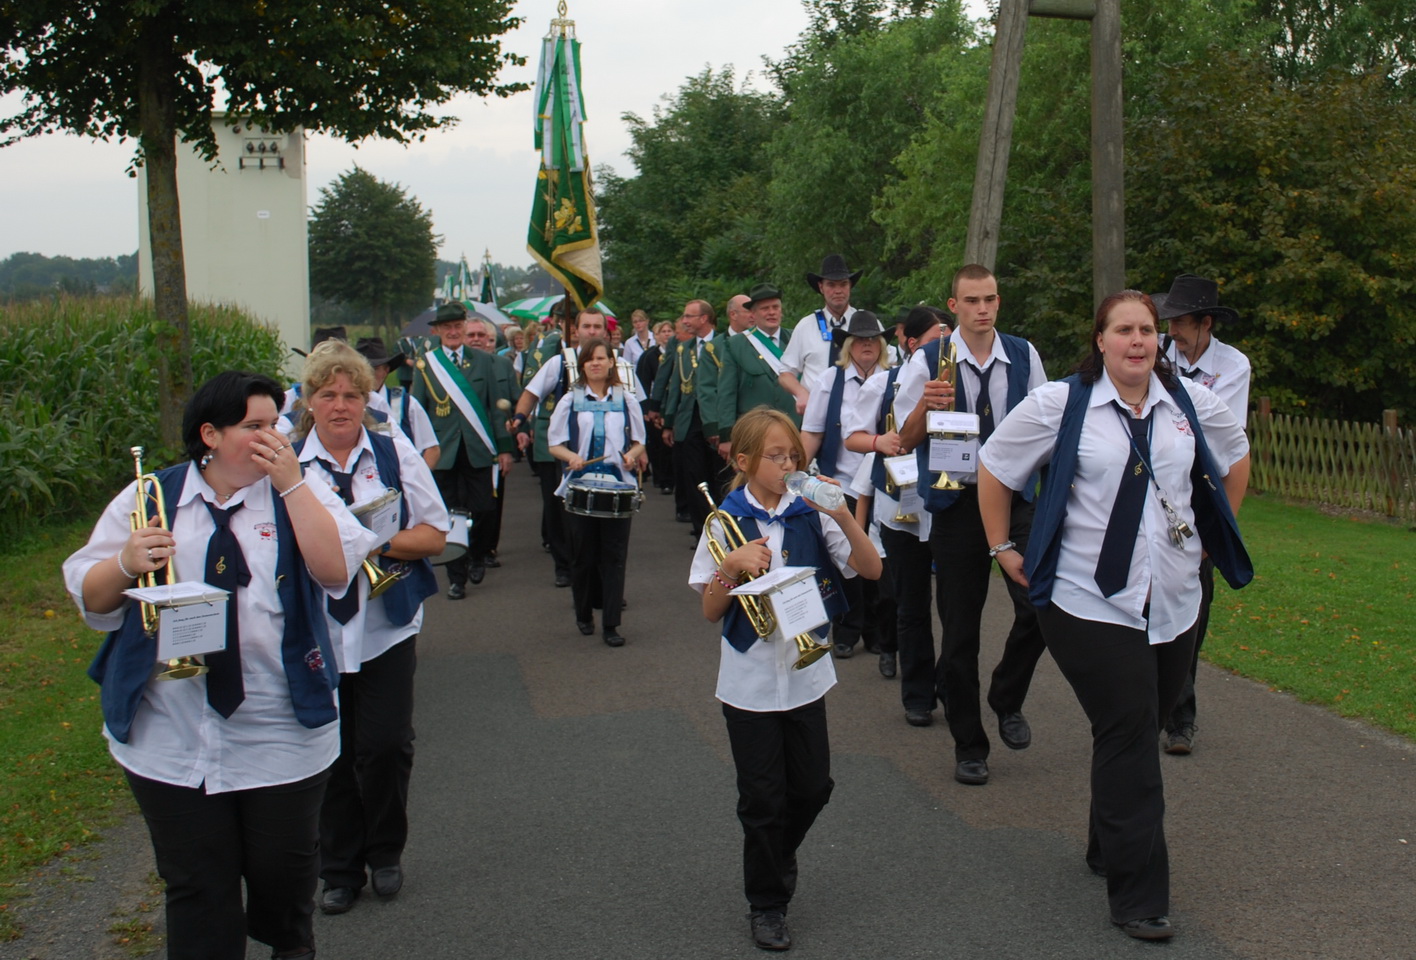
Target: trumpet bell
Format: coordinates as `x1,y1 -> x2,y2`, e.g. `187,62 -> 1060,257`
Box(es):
363,559 -> 404,599
157,657 -> 209,681
931,471 -> 965,491
791,637 -> 832,670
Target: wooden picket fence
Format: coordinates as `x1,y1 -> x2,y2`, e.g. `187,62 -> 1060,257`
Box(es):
1248,402 -> 1415,522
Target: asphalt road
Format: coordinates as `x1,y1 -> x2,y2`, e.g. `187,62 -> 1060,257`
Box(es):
7,477 -> 1414,959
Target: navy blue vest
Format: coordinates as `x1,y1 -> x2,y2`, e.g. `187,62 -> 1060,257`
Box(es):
914,333 -> 1039,512
815,366 -> 851,479
293,431 -> 440,629
869,366 -> 904,495
720,503 -> 849,652
87,465 -> 339,743
1023,375 -> 1253,608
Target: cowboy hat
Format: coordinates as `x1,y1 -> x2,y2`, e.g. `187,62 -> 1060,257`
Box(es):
355,336 -> 403,368
831,310 -> 894,346
806,253 -> 862,293
1150,274 -> 1239,324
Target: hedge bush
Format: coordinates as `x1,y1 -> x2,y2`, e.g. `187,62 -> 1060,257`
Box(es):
0,296 -> 286,539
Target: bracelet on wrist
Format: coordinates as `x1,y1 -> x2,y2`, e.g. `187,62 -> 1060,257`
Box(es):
512,413 -> 528,427
988,540 -> 1017,558
278,478 -> 307,498
116,552 -> 137,580
870,434 -> 879,452
712,568 -> 742,591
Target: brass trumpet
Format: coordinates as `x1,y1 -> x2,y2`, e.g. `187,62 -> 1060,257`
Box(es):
129,446 -> 208,681
698,483 -> 832,671
930,340 -> 965,491
883,407 -> 918,524
361,558 -> 403,598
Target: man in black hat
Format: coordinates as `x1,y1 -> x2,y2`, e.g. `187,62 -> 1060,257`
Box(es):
357,337 -> 440,471
411,301 -> 515,599
895,264 -> 1049,785
778,254 -> 861,413
1150,274 -> 1252,756
715,284 -> 796,459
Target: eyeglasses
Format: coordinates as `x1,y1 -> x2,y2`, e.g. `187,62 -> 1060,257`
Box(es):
761,452 -> 802,468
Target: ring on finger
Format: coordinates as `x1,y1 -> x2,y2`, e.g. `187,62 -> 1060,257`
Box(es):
146,548 -> 154,562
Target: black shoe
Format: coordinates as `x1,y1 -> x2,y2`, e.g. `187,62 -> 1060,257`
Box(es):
954,759 -> 990,785
603,629 -> 625,647
675,511 -> 692,523
483,556 -> 502,569
878,651 -> 897,678
1088,861 -> 1108,879
620,598 -> 628,609
832,642 -> 854,659
659,485 -> 674,495
576,620 -> 594,636
468,564 -> 486,585
370,865 -> 403,898
905,709 -> 933,727
554,570 -> 571,588
1115,917 -> 1174,940
319,886 -> 359,915
1164,725 -> 1196,755
446,583 -> 466,600
749,911 -> 791,951
997,711 -> 1032,750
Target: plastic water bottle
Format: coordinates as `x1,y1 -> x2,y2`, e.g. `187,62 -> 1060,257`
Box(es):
785,471 -> 847,510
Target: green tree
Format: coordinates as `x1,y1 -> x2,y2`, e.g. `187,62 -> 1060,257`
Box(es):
1,0 -> 522,445
309,167 -> 438,341
597,68 -> 783,318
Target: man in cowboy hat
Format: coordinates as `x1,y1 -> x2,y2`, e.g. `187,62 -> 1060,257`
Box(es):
715,284 -> 797,460
895,264 -> 1049,785
1150,273 -> 1252,756
1152,274 -> 1251,426
412,301 -> 516,599
778,253 -> 861,412
356,336 -> 441,471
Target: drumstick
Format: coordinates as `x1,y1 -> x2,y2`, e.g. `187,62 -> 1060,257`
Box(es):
579,454 -> 610,467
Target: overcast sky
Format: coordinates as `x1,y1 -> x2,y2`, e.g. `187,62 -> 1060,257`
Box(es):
0,0 -> 989,270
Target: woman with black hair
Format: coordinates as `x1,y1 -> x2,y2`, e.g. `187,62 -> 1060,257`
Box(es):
64,371 -> 376,960
977,291 -> 1251,941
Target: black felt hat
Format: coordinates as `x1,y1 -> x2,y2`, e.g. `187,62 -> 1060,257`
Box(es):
355,336 -> 402,368
1150,274 -> 1239,324
830,310 -> 894,346
291,325 -> 347,357
806,253 -> 862,293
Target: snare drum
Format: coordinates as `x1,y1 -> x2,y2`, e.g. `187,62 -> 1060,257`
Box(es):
430,509 -> 470,565
564,477 -> 642,519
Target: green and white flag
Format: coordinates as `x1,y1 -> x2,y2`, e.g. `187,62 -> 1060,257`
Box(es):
528,27 -> 602,312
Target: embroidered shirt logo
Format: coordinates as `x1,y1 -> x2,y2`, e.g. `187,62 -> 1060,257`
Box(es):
254,522 -> 278,541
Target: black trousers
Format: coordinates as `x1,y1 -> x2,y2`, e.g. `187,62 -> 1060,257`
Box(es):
883,525 -> 936,710
679,405 -> 720,536
828,495 -> 890,652
1166,556 -> 1214,733
564,511 -> 630,629
722,697 -> 834,914
533,457 -> 572,576
125,766 -> 330,960
487,463 -> 507,553
433,446 -> 495,585
927,489 -> 1045,762
320,636 -> 417,890
1040,604 -> 1198,923
646,415 -> 673,490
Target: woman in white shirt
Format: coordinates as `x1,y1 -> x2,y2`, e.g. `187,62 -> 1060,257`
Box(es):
548,338 -> 647,646
288,341 -> 450,916
64,371 -> 376,960
977,290 -> 1251,942
801,310 -> 893,659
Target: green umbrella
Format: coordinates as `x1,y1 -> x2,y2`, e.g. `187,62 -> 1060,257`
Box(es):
501,295 -> 616,321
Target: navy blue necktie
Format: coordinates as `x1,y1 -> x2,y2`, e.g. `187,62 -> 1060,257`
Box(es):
203,499 -> 250,717
969,362 -> 996,442
319,460 -> 361,625
1094,404 -> 1152,598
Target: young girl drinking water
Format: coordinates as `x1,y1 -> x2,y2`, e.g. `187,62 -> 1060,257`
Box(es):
689,408 -> 881,951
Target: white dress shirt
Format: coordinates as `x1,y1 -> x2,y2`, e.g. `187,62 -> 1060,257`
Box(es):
893,333 -> 1048,485
802,363 -> 876,486
843,368 -> 932,539
298,427 -> 451,671
525,350 -> 649,401
979,374 -> 1248,645
1164,336 -> 1251,427
689,487 -> 857,712
547,385 -> 647,496
621,332 -> 652,366
381,384 -> 439,454
780,305 -> 857,391
63,464 -> 377,793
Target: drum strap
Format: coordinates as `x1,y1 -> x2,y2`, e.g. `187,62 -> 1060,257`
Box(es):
569,387 -> 624,481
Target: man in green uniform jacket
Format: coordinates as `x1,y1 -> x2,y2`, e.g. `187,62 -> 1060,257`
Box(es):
655,298 -> 722,537
714,283 -> 797,459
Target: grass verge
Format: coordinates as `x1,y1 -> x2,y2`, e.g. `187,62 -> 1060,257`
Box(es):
0,520 -> 133,940
1206,493 -> 1416,738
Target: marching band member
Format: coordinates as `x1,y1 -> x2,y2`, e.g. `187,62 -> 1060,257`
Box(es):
547,338 -> 647,647
978,290 -> 1250,940
287,341 -> 449,916
64,371 -> 375,960
690,408 -> 880,952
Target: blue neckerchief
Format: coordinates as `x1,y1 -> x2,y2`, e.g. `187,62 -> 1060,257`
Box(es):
720,487 -> 815,527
